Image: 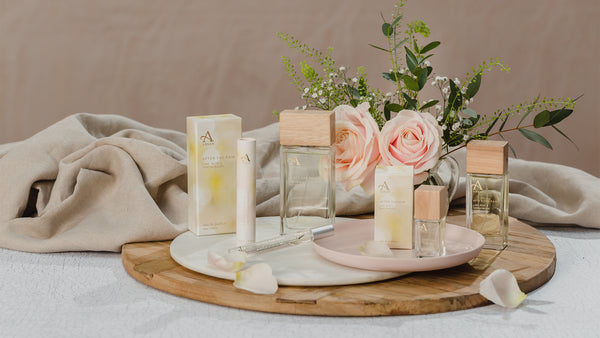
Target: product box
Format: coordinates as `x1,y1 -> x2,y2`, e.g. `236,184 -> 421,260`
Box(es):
187,114 -> 241,235
374,165 -> 414,249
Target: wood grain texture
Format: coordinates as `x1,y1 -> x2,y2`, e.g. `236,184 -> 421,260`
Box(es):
121,214 -> 555,316
466,140 -> 508,175
279,110 -> 334,147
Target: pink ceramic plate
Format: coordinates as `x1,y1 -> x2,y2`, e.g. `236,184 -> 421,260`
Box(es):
313,219 -> 485,272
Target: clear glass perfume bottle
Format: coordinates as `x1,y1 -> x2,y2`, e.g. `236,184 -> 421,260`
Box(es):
466,140 -> 509,250
279,110 -> 335,234
414,185 -> 448,257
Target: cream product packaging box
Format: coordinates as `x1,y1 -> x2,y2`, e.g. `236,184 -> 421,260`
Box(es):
374,165 -> 414,249
187,114 -> 241,235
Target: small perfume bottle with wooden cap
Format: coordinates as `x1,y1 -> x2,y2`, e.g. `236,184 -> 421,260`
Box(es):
414,185 -> 448,257
279,110 -> 335,234
466,140 -> 509,250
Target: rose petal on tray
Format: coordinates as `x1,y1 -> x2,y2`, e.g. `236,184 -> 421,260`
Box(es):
358,241 -> 394,257
207,251 -> 246,272
480,269 -> 527,308
234,263 -> 278,295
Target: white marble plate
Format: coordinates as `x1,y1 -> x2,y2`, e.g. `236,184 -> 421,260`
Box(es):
169,217 -> 404,286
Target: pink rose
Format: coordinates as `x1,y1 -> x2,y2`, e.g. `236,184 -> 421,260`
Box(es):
333,103 -> 380,195
379,110 -> 442,184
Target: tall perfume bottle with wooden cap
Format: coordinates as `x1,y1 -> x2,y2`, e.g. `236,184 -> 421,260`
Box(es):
414,185 -> 448,257
466,140 -> 509,250
279,110 -> 335,234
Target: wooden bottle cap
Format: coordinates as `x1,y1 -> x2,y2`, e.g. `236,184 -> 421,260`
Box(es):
466,140 -> 508,175
279,110 -> 335,146
414,185 -> 448,221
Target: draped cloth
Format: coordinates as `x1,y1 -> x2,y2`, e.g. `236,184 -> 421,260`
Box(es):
0,114 -> 597,252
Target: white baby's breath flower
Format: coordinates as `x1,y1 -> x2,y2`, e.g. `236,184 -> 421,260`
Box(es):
294,106 -> 299,110
319,98 -> 326,104
339,66 -> 346,72
385,92 -> 393,97
352,77 -> 358,83
437,115 -> 443,122
303,88 -> 309,93
435,105 -> 442,111
442,87 -> 449,94
441,125 -> 447,130
454,78 -> 460,85
431,81 -> 436,86
318,90 -> 323,96
311,93 -> 318,99
461,87 -> 467,94
302,105 -> 307,110
342,82 -> 348,86
480,269 -> 527,308
424,60 -> 431,67
452,122 -> 460,130
399,69 -> 405,74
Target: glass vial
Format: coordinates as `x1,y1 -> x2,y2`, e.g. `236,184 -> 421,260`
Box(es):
414,185 -> 448,257
279,110 -> 335,234
466,140 -> 509,250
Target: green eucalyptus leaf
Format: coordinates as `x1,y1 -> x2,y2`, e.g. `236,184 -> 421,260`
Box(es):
485,116 -> 500,135
519,129 -> 552,149
499,134 -> 517,157
369,44 -> 390,53
402,75 -> 420,91
461,107 -> 478,118
384,102 -> 391,121
419,100 -> 439,110
349,99 -> 359,107
393,38 -> 409,50
348,86 -> 361,99
465,73 -> 481,99
461,119 -> 474,127
404,47 -> 418,72
419,41 -> 440,54
402,92 -> 418,110
552,125 -> 579,150
449,80 -> 463,110
386,103 -> 402,112
547,109 -> 573,125
382,23 -> 393,37
498,116 -> 508,131
420,54 -> 434,64
417,69 -> 428,90
533,110 -> 550,128
413,40 -> 419,53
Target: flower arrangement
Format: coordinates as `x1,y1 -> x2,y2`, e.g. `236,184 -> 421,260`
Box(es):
277,0 -> 579,192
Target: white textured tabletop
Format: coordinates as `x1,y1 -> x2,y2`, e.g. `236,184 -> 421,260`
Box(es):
2,227 -> 599,337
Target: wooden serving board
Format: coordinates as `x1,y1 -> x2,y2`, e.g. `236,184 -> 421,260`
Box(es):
121,213 -> 556,316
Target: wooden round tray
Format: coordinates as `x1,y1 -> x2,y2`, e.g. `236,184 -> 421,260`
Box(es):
121,214 -> 556,316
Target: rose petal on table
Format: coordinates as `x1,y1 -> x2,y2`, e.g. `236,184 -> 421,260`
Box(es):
480,269 -> 527,308
359,241 -> 394,257
234,263 -> 278,294
207,251 -> 246,272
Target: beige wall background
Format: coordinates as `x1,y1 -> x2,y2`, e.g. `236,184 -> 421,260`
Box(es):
0,0 -> 598,176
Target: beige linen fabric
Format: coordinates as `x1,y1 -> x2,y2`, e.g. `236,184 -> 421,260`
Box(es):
0,114 -> 598,253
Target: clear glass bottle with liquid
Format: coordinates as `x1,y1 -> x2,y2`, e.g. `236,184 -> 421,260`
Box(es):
466,140 -> 509,250
279,110 -> 335,234
414,185 -> 448,257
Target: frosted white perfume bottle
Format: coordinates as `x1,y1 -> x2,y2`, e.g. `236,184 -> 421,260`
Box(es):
414,185 -> 448,257
279,110 -> 335,234
236,138 -> 256,245
466,140 -> 509,250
